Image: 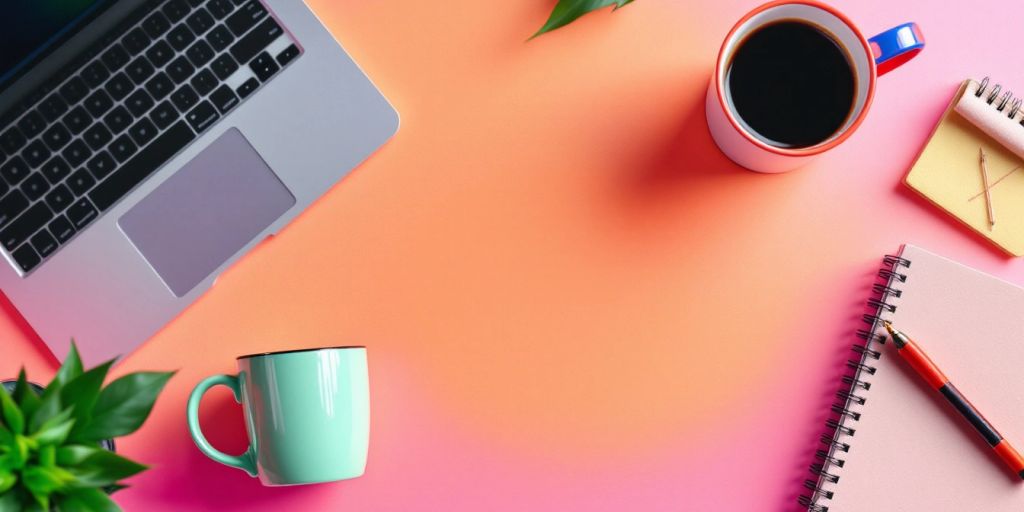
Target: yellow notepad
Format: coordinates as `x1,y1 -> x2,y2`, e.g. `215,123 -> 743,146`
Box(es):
905,79 -> 1024,256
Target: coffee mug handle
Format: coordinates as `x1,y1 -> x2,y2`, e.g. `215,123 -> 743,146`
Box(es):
187,374 -> 258,477
868,22 -> 924,76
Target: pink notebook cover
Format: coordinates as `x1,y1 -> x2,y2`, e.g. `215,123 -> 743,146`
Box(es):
817,244 -> 1024,510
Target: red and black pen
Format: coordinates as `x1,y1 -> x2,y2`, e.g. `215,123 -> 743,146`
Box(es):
883,321 -> 1024,480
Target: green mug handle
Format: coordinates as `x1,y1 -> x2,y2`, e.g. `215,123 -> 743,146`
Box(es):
187,374 -> 258,477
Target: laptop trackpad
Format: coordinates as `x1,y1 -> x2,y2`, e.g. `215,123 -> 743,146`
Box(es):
119,129 -> 296,297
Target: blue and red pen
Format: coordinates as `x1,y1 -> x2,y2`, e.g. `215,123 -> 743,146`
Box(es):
884,321 -> 1024,480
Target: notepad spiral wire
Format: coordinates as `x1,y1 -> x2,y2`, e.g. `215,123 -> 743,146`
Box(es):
798,254 -> 912,512
972,77 -> 1024,120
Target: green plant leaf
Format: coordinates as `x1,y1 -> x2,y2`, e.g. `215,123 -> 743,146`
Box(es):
0,386 -> 24,435
60,360 -> 114,428
31,414 -> 74,446
56,488 -> 120,512
66,450 -> 147,488
71,371 -> 174,442
55,445 -> 102,467
28,386 -> 62,434
0,490 -> 23,512
6,436 -> 29,470
12,369 -> 40,421
52,342 -> 84,390
22,465 -> 75,510
37,445 -> 55,468
531,0 -> 634,39
0,469 -> 15,494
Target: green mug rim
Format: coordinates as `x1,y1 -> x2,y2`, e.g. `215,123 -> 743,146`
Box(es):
236,346 -> 367,360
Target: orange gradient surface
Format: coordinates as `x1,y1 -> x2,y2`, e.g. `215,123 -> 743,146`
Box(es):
4,1 -> 1024,510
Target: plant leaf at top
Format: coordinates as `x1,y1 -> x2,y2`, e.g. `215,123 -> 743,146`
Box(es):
70,371 -> 174,442
531,0 -> 634,39
65,450 -> 147,488
56,488 -> 120,512
60,360 -> 114,428
12,369 -> 40,421
0,386 -> 24,435
51,342 -> 84,390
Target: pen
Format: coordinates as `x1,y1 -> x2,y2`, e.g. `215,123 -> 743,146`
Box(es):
883,321 -> 1024,480
979,148 -> 996,229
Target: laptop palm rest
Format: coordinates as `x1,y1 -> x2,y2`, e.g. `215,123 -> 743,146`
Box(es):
118,128 -> 296,297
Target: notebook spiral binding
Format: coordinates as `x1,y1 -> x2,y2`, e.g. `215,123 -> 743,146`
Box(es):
797,254 -> 912,512
973,76 -> 1024,121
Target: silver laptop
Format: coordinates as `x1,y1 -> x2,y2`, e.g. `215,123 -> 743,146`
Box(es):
0,0 -> 398,364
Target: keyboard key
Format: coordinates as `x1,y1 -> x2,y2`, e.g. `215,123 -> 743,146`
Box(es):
145,72 -> 175,100
167,56 -> 196,83
59,77 -> 90,105
167,25 -> 197,52
41,156 -> 72,184
1,202 -> 53,251
22,140 -> 51,168
105,72 -> 134,100
42,124 -> 72,152
30,230 -> 58,258
276,44 -> 300,67
90,121 -> 195,211
20,173 -> 49,200
62,106 -> 93,135
103,106 -> 134,134
83,123 -> 113,151
230,17 -> 282,65
211,54 -> 238,80
210,27 -> 236,54
12,245 -> 40,273
17,111 -> 47,138
187,8 -> 216,34
86,151 -> 116,179
0,128 -> 27,154
125,90 -> 155,118
0,175 -> 7,196
66,198 -> 98,230
226,1 -> 267,36
122,27 -> 152,55
143,12 -> 172,38
208,0 -> 235,19
84,90 -> 115,118
0,191 -> 29,227
126,56 -> 156,85
210,84 -> 239,113
249,51 -> 279,81
67,169 -> 96,196
145,40 -> 175,67
38,94 -> 69,123
101,44 -> 130,70
162,0 -> 191,22
61,140 -> 91,168
171,84 -> 200,112
149,101 -> 177,129
129,118 -> 158,146
186,0 -> 205,8
80,61 -> 111,89
186,101 -> 219,132
1,157 -> 30,184
186,40 -> 216,67
48,216 -> 75,244
191,69 -> 218,96
236,77 -> 259,98
109,135 -> 139,163
44,184 -> 73,212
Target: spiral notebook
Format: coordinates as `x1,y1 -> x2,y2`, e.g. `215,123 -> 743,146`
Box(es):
801,244 -> 1024,511
905,78 -> 1024,256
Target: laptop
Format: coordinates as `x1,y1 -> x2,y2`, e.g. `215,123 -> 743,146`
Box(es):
0,0 -> 399,364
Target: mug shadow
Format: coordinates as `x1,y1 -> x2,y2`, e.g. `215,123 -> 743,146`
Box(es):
141,393 -> 321,511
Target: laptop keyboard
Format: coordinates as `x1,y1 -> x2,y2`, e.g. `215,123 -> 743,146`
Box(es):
0,0 -> 302,275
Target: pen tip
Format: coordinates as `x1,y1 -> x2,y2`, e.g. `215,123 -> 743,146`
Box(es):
882,320 -> 895,335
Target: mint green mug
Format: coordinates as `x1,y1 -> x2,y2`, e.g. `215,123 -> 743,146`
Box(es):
187,346 -> 370,485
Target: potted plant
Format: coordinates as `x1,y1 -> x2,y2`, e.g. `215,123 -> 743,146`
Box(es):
533,0 -> 634,38
0,343 -> 173,511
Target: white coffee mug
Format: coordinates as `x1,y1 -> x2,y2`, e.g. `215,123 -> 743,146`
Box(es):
705,1 -> 924,173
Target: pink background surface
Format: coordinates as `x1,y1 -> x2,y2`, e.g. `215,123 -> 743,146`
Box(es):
4,0 -> 1024,510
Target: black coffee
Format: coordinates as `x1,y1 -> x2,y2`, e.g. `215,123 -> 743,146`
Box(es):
726,21 -> 855,148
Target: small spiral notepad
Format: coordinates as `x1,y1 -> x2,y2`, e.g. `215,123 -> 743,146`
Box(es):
800,245 -> 1024,511
906,78 -> 1024,256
